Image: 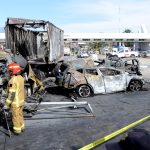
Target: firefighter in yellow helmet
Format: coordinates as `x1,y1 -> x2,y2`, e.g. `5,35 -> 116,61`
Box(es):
5,63 -> 25,135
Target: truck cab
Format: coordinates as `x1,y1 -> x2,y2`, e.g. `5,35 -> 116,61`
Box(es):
109,47 -> 139,58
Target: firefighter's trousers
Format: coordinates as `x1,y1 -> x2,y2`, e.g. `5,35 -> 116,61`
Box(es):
11,105 -> 25,133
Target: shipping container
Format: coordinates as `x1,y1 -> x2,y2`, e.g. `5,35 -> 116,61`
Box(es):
5,17 -> 64,64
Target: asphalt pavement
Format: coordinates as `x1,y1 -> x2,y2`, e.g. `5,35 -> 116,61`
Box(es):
0,85 -> 150,150
0,56 -> 150,150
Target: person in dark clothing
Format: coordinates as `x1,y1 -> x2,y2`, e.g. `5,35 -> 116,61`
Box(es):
106,129 -> 150,150
60,61 -> 70,76
54,60 -> 70,86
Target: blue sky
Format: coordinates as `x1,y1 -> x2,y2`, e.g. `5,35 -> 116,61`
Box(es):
0,0 -> 150,33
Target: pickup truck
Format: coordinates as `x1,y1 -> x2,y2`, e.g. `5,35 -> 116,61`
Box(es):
64,47 -> 71,56
108,48 -> 139,58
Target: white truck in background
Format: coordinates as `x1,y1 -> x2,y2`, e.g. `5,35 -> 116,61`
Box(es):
64,47 -> 71,56
109,47 -> 139,58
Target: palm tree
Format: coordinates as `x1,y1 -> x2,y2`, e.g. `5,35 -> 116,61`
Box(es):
123,29 -> 132,33
123,29 -> 133,48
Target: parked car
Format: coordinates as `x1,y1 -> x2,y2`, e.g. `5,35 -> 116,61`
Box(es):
77,51 -> 89,58
64,47 -> 71,56
62,66 -> 144,98
139,50 -> 150,58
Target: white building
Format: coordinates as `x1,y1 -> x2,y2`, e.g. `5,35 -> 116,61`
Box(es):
1,25 -> 150,51
0,32 -> 5,50
64,25 -> 150,51
64,32 -> 150,51
0,33 -> 5,42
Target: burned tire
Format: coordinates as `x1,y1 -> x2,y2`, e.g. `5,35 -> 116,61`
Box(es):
115,61 -> 121,68
113,55 -> 118,60
76,84 -> 91,98
33,69 -> 45,80
128,80 -> 142,91
130,54 -> 135,58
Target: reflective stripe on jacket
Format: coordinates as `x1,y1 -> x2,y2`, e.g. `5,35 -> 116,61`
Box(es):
6,75 -> 25,107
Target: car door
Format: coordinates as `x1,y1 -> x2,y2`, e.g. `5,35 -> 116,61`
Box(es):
84,68 -> 105,94
99,68 -> 127,93
124,49 -> 130,57
118,49 -> 125,57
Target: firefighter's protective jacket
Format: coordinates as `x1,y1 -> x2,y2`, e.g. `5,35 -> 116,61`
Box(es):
6,75 -> 25,107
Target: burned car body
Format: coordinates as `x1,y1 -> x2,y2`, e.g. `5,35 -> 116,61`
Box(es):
63,66 -> 144,97
105,57 -> 142,75
124,58 -> 142,75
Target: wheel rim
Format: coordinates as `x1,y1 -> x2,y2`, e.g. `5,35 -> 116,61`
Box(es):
26,87 -> 32,96
129,80 -> 142,91
131,54 -> 135,58
78,85 -> 91,97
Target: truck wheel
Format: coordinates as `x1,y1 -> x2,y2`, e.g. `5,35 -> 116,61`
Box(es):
128,80 -> 142,91
115,61 -> 121,67
34,70 -> 45,80
130,54 -> 135,58
113,55 -> 118,60
76,84 -> 91,97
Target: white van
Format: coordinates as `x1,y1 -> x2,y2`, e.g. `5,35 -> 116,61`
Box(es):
64,47 -> 71,56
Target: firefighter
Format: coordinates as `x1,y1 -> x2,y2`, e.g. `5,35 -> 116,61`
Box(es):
5,63 -> 25,135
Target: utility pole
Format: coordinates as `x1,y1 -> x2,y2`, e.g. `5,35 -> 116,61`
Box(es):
118,5 -> 120,33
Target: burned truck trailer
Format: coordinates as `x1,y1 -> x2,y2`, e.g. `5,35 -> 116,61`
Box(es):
5,18 -> 64,79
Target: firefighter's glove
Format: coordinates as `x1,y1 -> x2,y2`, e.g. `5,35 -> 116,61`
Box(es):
3,105 -> 9,110
5,99 -> 11,107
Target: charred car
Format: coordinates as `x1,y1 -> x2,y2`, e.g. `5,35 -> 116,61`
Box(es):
62,66 -> 144,98
104,56 -> 142,75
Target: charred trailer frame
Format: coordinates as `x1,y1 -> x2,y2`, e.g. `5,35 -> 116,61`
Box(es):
5,18 -> 64,79
5,18 -> 64,63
